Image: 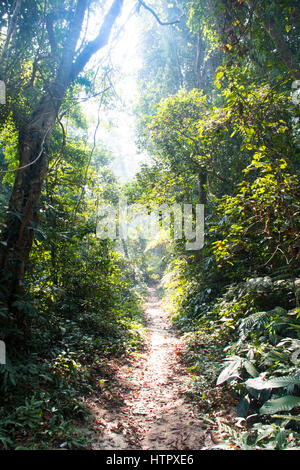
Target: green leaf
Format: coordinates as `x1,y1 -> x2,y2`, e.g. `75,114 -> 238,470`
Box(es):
276,430 -> 287,450
216,71 -> 224,80
237,394 -> 250,418
259,396 -> 300,415
217,356 -> 243,385
243,359 -> 259,378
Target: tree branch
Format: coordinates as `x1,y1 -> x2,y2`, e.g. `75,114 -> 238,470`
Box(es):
0,0 -> 23,72
56,0 -> 89,88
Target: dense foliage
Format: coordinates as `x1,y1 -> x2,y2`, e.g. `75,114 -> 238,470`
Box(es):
0,0 -> 146,450
128,0 -> 300,450
0,0 -> 299,451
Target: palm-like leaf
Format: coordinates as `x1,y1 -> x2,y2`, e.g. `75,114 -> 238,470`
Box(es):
246,374 -> 300,390
239,308 -> 287,339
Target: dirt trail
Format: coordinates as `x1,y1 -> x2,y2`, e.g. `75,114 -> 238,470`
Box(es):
88,286 -> 214,450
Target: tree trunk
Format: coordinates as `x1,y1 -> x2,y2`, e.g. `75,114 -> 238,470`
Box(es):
198,169 -> 207,206
0,87 -> 62,304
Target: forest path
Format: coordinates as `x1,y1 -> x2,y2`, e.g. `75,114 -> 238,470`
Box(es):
88,286 -> 216,450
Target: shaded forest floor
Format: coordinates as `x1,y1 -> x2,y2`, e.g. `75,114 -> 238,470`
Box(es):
84,286 -> 229,450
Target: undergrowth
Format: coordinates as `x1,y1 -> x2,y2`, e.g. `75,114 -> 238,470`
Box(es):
165,271 -> 300,450
0,246 -> 147,450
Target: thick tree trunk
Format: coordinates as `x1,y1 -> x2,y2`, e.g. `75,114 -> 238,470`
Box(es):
0,0 -> 124,309
0,88 -> 62,303
198,169 -> 207,206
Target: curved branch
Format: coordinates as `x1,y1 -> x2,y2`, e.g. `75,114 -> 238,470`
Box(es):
138,0 -> 181,26
0,127 -> 51,175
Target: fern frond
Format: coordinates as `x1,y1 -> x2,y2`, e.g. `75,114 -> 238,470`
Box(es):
239,307 -> 287,339
239,311 -> 273,337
